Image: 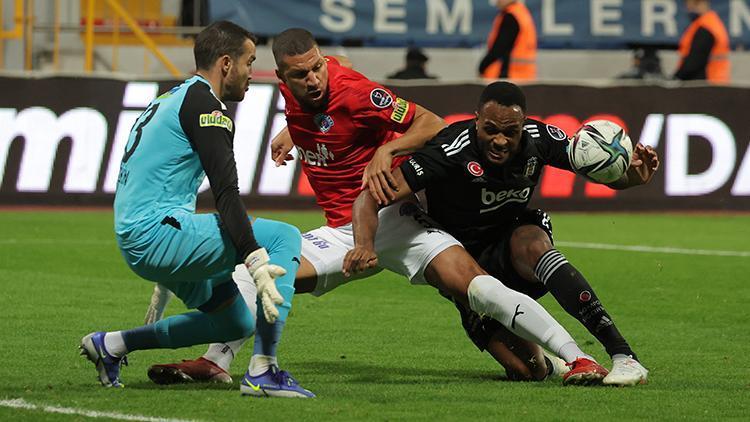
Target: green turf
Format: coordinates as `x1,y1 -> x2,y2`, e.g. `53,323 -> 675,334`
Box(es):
1,210 -> 748,420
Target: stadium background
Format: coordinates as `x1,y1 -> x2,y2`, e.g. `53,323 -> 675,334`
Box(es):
1,1 -> 748,420
1,0 -> 749,211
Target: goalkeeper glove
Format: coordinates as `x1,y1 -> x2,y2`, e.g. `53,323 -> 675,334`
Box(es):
144,283 -> 173,324
245,247 -> 285,324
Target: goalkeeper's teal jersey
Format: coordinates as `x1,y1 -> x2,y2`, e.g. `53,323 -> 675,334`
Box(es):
114,74 -> 260,260
114,76 -> 207,235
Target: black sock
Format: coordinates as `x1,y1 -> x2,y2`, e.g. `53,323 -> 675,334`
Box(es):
534,249 -> 637,361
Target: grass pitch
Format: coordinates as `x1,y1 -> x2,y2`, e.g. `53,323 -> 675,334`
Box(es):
0,210 -> 748,420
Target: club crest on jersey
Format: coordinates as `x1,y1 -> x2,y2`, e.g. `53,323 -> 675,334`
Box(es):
313,113 -> 334,133
370,88 -> 393,108
199,110 -> 233,132
546,124 -> 567,141
523,157 -> 538,177
390,97 -> 410,123
467,161 -> 484,177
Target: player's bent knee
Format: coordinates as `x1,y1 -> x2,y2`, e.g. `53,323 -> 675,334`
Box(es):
268,220 -> 301,244
211,295 -> 256,341
467,275 -> 516,320
225,310 -> 255,341
511,226 -> 552,266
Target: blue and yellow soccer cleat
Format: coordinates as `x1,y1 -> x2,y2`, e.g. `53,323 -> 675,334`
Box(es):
240,365 -> 315,398
79,332 -> 128,388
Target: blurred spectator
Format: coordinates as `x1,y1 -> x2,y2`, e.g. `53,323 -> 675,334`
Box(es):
387,48 -> 437,80
478,0 -> 537,81
617,47 -> 665,80
674,0 -> 730,82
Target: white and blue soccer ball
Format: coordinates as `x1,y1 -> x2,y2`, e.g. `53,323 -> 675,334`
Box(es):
568,119 -> 633,184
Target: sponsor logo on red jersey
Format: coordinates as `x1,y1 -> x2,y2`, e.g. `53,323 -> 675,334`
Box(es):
296,143 -> 335,167
390,97 -> 410,123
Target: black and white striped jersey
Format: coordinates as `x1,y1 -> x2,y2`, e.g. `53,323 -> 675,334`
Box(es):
400,118 -> 572,253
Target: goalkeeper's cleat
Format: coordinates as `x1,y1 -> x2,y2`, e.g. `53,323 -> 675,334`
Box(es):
562,357 -> 609,386
80,332 -> 128,388
147,357 -> 232,385
603,356 -> 648,386
240,365 -> 315,398
542,350 -> 569,379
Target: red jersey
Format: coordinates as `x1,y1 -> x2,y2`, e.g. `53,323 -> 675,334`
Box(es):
280,57 -> 417,227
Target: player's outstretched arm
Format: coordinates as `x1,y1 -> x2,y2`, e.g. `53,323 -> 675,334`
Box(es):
607,144 -> 659,190
362,105 -> 444,204
345,168 -> 415,276
271,126 -> 294,167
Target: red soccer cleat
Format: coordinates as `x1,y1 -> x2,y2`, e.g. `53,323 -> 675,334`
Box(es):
562,357 -> 609,386
147,357 -> 232,385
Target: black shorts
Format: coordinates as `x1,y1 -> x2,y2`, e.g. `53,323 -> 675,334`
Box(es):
474,208 -> 554,300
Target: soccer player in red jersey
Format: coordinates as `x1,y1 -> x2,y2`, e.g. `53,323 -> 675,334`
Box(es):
146,28 -> 609,393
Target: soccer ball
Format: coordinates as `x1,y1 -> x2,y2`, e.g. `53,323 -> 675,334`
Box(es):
568,120 -> 633,184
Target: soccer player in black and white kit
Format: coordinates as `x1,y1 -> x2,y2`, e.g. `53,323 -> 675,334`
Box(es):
344,81 -> 659,386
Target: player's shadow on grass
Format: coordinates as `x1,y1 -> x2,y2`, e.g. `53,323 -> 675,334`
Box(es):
122,359 -> 552,390
287,359 -> 521,385
124,381 -> 237,391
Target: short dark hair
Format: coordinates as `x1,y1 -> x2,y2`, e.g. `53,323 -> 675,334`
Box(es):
194,21 -> 257,71
478,81 -> 526,112
272,28 -> 317,67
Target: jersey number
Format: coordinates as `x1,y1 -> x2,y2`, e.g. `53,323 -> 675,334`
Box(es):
122,103 -> 160,163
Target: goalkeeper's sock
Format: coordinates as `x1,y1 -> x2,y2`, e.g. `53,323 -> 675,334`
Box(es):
535,249 -> 637,360
121,293 -> 254,352
254,316 -> 286,357
247,218 -> 300,373
249,354 -> 278,376
467,275 -> 592,363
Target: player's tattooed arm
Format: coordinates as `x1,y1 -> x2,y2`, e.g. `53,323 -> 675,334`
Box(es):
362,105 -> 444,204
271,126 -> 294,167
345,168 -> 415,276
607,144 -> 660,189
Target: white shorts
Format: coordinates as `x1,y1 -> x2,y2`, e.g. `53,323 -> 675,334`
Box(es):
301,201 -> 462,296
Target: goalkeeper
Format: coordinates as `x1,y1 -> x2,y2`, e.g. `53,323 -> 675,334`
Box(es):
79,21 -> 308,396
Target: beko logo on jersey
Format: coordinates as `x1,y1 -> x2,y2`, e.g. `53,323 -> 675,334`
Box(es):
480,187 -> 531,213
296,143 -> 335,167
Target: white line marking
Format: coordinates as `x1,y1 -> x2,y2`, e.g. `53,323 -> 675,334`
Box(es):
0,398 -> 200,422
556,241 -> 750,257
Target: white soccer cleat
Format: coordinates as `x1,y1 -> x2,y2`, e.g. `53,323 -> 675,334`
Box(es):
603,356 -> 648,386
542,350 -> 569,379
